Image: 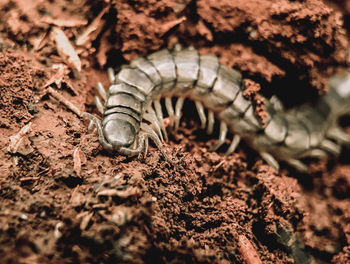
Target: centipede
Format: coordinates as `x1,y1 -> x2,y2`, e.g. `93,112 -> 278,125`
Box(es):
85,47 -> 350,172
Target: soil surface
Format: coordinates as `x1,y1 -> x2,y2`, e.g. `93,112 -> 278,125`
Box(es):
0,0 -> 350,263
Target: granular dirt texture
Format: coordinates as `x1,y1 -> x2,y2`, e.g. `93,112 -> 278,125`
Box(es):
0,0 -> 350,263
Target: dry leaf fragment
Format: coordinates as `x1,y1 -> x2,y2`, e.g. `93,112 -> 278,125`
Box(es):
51,27 -> 81,71
97,187 -> 141,199
32,31 -> 49,51
80,212 -> 93,230
69,186 -> 84,207
41,64 -> 68,89
73,147 -> 86,177
73,147 -> 82,177
8,122 -> 33,154
99,206 -> 135,226
15,137 -> 34,156
41,16 -> 88,27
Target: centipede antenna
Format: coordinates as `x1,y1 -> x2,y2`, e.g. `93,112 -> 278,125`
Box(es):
82,112 -> 100,133
84,113 -> 113,152
119,133 -> 146,156
131,137 -> 138,149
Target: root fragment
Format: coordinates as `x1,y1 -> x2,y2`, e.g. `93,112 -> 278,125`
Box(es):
47,87 -> 82,117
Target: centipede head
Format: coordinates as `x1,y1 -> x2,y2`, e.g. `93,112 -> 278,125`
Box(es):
103,119 -> 136,150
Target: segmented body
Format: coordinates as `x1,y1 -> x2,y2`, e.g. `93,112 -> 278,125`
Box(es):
90,48 -> 350,172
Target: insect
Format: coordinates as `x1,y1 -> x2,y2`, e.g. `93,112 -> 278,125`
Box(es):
86,48 -> 350,172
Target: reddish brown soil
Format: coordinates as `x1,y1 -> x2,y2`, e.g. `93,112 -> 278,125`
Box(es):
0,0 -> 350,263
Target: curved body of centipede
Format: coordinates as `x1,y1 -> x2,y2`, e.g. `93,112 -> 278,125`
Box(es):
87,48 -> 350,172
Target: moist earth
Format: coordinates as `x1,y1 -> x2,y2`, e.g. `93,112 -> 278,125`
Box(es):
0,0 -> 350,263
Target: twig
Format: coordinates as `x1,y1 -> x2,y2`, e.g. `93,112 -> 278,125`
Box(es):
47,87 -> 82,117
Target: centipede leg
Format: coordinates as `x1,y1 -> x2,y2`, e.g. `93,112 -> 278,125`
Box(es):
174,97 -> 184,132
225,135 -> 241,155
96,82 -> 107,101
174,43 -> 183,52
107,67 -> 115,83
269,95 -> 284,111
153,99 -> 169,141
165,97 -> 175,127
210,121 -> 228,151
320,139 -> 341,155
259,151 -> 280,171
195,101 -> 207,129
143,109 -> 164,142
140,123 -> 178,164
93,96 -> 104,114
207,110 -> 215,135
327,127 -> 350,144
285,159 -> 308,173
299,148 -> 327,158
144,136 -> 149,158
